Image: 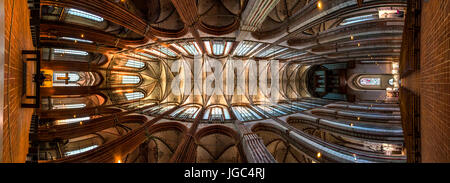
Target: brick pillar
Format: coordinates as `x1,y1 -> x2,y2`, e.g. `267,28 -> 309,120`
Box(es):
170,108 -> 205,163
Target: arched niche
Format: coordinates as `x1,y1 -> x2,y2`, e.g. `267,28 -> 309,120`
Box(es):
107,72 -> 143,87
42,48 -> 108,65
108,88 -> 147,103
194,125 -> 243,163
52,71 -> 104,87
41,5 -> 145,40
197,0 -> 241,35
109,57 -> 147,71
251,123 -> 313,163
42,93 -> 107,110
125,122 -> 187,163
61,134 -> 105,158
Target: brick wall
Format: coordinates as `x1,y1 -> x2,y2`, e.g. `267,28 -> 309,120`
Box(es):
2,0 -> 35,163
420,0 -> 450,162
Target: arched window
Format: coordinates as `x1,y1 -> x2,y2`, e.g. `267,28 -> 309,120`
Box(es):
144,104 -> 176,116
359,77 -> 381,86
279,103 -> 306,112
255,105 -> 287,117
53,72 -> 81,87
388,78 -> 394,86
255,46 -> 288,58
67,8 -> 104,22
55,116 -> 90,125
232,106 -> 262,122
124,92 -> 144,100
53,48 -> 89,56
65,145 -> 98,156
340,14 -> 376,26
170,105 -> 201,120
61,37 -> 93,43
202,106 -> 231,121
52,103 -> 86,110
122,75 -> 141,84
125,60 -> 145,69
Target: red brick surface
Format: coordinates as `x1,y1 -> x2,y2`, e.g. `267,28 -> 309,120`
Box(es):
3,0 -> 35,163
420,0 -> 450,162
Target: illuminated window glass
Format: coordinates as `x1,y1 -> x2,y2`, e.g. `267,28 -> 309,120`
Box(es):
159,105 -> 176,114
53,49 -> 88,56
202,107 -> 233,121
65,145 -> 98,156
233,41 -> 263,57
212,41 -> 224,55
257,105 -> 286,117
136,52 -> 156,59
223,108 -> 231,120
170,107 -> 185,117
359,78 -> 381,86
172,106 -> 200,120
122,75 -> 141,84
170,43 -> 188,55
255,46 -> 288,58
232,106 -> 262,121
224,42 -> 233,55
67,8 -> 104,22
182,107 -> 199,119
280,103 -> 306,111
125,92 -> 144,100
388,78 -> 394,86
276,51 -> 307,59
54,73 -> 80,82
125,60 -> 145,69
145,104 -> 176,115
53,103 -> 86,110
340,14 -> 376,26
180,42 -> 202,56
378,10 -> 404,19
210,107 -> 223,121
157,47 -> 177,57
61,37 -> 93,43
55,116 -> 90,125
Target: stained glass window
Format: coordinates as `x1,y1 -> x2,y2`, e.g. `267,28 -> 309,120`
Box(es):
54,72 -> 80,82
53,72 -> 81,87
359,78 -> 381,86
